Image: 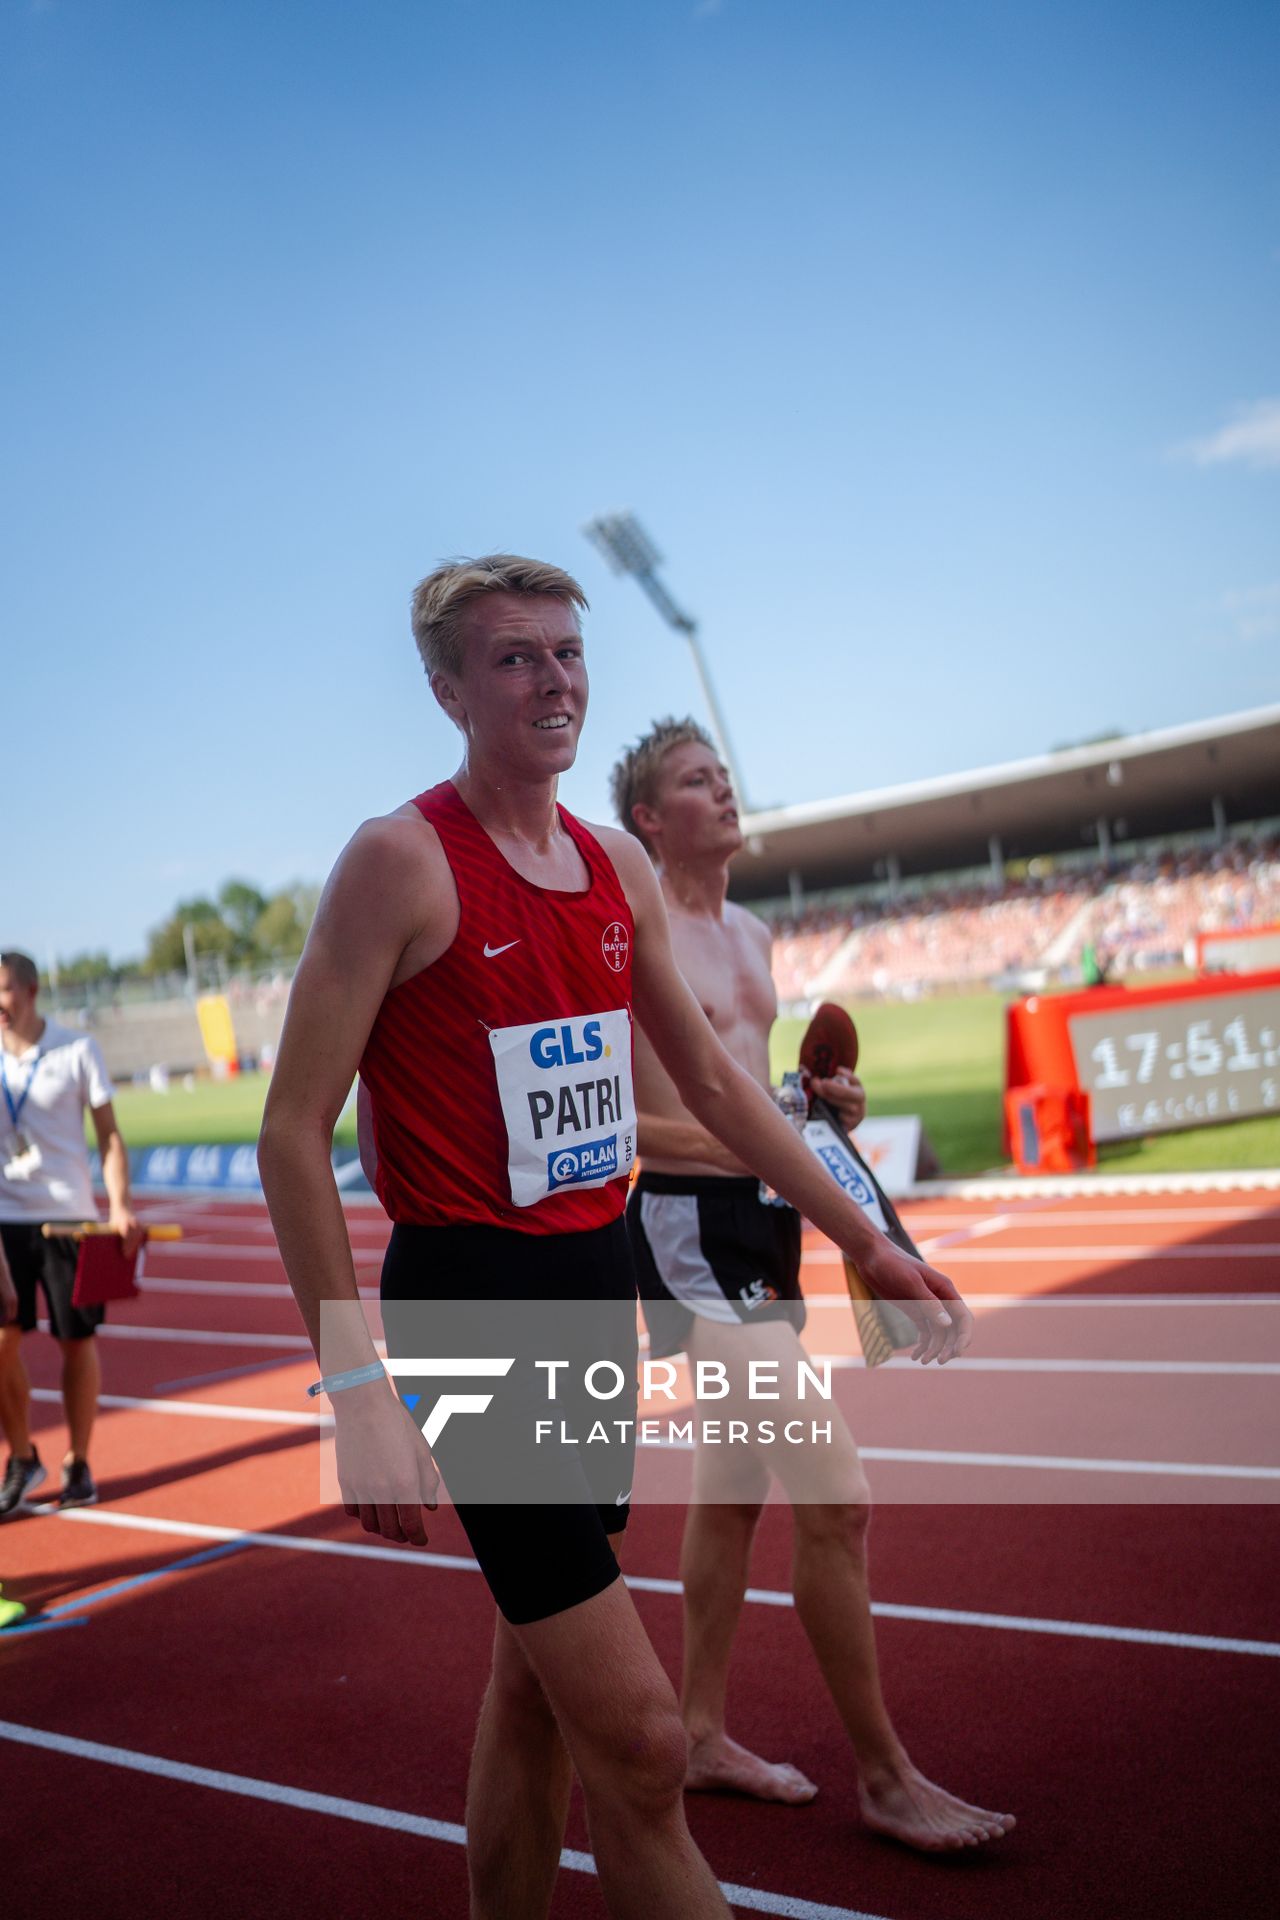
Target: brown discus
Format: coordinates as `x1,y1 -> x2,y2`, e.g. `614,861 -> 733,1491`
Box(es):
799,1002 -> 859,1082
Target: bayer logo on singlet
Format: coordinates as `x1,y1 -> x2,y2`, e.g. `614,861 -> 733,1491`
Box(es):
601,921 -> 629,972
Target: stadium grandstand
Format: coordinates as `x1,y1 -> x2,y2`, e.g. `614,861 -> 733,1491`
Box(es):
730,704 -> 1280,1008
41,704 -> 1280,1075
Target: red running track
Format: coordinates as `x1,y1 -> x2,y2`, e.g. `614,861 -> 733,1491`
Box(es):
3,1187 -> 1280,1920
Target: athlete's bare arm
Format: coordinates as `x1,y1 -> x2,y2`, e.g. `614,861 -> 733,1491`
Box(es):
259,806 -> 450,1540
635,900 -> 866,1173
595,827 -> 972,1362
633,901 -> 774,1176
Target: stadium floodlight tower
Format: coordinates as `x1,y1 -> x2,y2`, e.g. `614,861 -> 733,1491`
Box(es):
583,510 -> 751,810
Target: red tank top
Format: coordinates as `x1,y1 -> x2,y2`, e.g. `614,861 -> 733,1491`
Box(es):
360,781 -> 637,1232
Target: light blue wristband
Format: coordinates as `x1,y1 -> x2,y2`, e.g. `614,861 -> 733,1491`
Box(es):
306,1361 -> 386,1399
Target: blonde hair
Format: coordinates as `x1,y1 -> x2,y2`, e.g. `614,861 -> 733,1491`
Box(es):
610,716 -> 717,853
410,554 -> 589,679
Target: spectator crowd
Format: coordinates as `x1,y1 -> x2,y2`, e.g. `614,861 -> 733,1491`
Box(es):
765,836 -> 1280,1002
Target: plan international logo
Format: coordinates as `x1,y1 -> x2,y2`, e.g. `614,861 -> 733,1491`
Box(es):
548,1135 -> 619,1189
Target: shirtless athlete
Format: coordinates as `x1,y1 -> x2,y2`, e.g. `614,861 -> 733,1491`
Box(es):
614,717 -> 1015,1853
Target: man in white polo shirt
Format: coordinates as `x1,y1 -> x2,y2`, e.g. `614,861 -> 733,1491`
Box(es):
0,950 -> 141,1515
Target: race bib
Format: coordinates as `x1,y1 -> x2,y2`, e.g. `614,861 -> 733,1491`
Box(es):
490,1008 -> 636,1208
801,1116 -> 891,1236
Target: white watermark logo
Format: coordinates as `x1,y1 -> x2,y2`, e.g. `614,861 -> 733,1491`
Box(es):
385,1358 -> 515,1445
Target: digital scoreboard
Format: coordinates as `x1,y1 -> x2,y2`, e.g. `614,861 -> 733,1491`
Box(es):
1005,970 -> 1280,1146
1068,987 -> 1280,1141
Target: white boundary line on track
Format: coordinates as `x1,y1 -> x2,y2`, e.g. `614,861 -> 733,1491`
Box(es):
802,1292 -> 1280,1307
39,1320 -> 313,1351
135,1276 -> 1280,1306
30,1387 -> 1280,1475
916,1207 -> 1280,1226
812,1355 -> 1280,1376
0,1721 -> 884,1920
29,1388 -> 325,1427
906,1170 -> 1280,1199
44,1508 -> 1280,1659
139,1276 -> 381,1299
134,1171 -> 1280,1204
47,1323 -> 1280,1373
808,1244 -> 1280,1262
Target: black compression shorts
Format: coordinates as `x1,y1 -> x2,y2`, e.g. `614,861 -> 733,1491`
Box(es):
626,1172 -> 805,1361
380,1214 -> 638,1626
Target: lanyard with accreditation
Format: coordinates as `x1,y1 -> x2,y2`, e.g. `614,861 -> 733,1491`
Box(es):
1,1042 -> 43,1170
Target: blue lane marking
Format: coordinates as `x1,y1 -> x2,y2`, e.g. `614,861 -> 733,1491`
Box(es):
1,1616 -> 90,1637
42,1539 -> 253,1620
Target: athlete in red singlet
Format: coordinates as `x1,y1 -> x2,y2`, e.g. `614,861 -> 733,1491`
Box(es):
360,777 -> 636,1233
259,555 -> 972,1920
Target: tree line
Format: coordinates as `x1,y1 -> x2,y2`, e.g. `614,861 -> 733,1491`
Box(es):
49,880 -> 320,987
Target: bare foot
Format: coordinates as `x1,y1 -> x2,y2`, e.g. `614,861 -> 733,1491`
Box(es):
859,1765 -> 1015,1851
686,1731 -> 818,1804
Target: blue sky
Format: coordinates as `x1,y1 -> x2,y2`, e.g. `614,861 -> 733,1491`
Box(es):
4,0 -> 1277,963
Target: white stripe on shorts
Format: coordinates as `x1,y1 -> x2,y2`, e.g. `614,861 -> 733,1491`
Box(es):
638,1190 -> 740,1325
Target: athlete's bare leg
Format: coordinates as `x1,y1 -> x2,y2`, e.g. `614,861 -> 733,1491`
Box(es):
60,1336 -> 99,1463
466,1613 -> 572,1920
678,1377 -> 817,1802
0,1327 -> 33,1456
510,1571 -> 732,1919
691,1317 -> 1015,1849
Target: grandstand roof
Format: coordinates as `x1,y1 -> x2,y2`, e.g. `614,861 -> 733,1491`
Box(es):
731,703 -> 1280,902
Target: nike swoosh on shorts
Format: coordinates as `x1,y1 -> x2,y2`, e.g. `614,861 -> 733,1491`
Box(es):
483,940 -> 521,958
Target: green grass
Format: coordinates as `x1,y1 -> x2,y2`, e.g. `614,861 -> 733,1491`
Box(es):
103,1002 -> 1280,1179
773,994 -> 1007,1174
101,1073 -> 357,1151
771,994 -> 1280,1177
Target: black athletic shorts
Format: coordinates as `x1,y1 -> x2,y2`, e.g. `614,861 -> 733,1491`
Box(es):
626,1172 -> 805,1361
380,1213 -> 637,1627
1,1222 -> 103,1341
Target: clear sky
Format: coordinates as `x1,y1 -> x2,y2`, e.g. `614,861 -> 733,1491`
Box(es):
4,0 -> 1277,964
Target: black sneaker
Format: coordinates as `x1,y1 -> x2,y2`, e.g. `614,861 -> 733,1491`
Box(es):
58,1458 -> 98,1509
0,1447 -> 46,1517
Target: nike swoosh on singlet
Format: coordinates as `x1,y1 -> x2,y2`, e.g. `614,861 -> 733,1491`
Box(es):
483,940 -> 521,958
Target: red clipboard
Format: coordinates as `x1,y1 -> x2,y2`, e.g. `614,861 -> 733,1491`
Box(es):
70,1236 -> 145,1308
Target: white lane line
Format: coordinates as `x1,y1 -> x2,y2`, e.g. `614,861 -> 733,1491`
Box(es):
805,1245 -> 1280,1263
34,1387 -> 1279,1475
29,1388 -> 325,1428
898,1208 -> 1279,1227
51,1508 -> 1280,1659
811,1354 -> 1280,1376
858,1446 -> 1280,1481
916,1212 -> 1020,1257
148,1271 -> 1280,1306
943,1245 -> 1280,1261
136,1244 -> 286,1261
1029,1209 -> 1277,1226
802,1293 -> 1280,1309
0,1721 -> 888,1920
140,1277 -> 380,1300
53,1507 -> 478,1569
908,1171 -> 1280,1198
650,1435 -> 1280,1478
38,1320 -> 312,1351
137,1240 -> 388,1261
